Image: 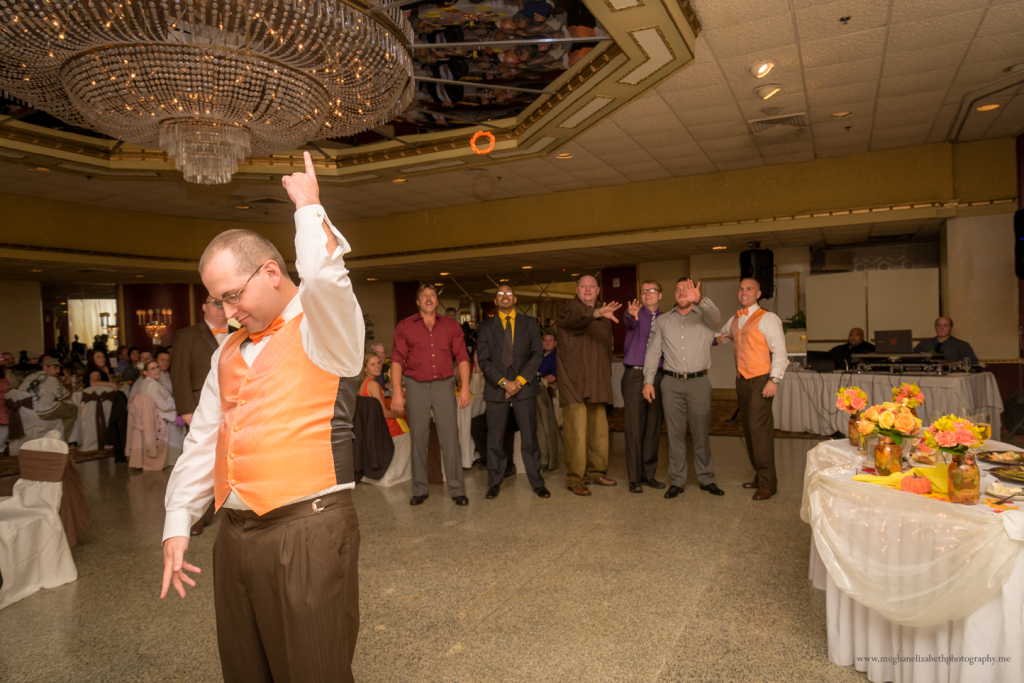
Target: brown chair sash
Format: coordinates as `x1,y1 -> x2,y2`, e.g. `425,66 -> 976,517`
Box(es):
18,448 -> 91,547
5,396 -> 32,441
17,448 -> 68,482
81,391 -> 115,448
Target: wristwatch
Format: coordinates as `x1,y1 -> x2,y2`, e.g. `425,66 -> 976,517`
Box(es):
770,377 -> 780,384
499,378 -> 507,388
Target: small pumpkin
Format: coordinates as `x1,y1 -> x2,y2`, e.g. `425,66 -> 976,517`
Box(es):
902,473 -> 932,495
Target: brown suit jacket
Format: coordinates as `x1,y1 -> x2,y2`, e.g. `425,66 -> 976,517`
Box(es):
170,321 -> 236,416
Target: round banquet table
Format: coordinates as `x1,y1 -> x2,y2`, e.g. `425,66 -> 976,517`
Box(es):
802,438 -> 1024,683
777,370 -> 1003,437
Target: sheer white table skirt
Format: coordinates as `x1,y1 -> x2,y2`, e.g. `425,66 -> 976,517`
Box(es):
362,433 -> 412,488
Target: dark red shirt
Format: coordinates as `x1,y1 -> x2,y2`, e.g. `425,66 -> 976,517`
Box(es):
392,313 -> 470,382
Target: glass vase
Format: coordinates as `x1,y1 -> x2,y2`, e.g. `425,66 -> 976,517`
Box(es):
874,436 -> 903,476
848,414 -> 861,448
948,452 -> 980,505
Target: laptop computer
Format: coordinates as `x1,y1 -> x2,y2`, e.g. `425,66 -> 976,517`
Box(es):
873,329 -> 914,354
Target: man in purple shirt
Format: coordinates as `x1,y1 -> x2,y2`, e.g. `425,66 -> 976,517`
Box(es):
621,280 -> 666,493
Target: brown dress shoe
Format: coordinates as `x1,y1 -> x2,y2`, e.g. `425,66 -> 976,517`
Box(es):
568,484 -> 592,496
752,488 -> 775,501
742,481 -> 759,489
190,521 -> 206,536
586,477 -> 617,487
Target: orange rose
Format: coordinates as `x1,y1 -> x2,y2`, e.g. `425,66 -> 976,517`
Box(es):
858,418 -> 875,435
894,411 -> 918,435
863,406 -> 880,421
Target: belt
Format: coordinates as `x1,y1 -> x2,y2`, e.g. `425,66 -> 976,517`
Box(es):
665,369 -> 707,380
225,489 -> 352,526
623,365 -> 664,371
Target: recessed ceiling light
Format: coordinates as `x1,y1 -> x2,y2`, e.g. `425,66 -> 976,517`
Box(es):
366,277 -> 378,281
499,278 -> 509,282
439,272 -> 450,276
755,84 -> 782,100
571,273 -> 580,277
522,266 -> 532,269
59,301 -> 66,305
136,275 -> 145,278
393,178 -> 407,183
234,205 -> 250,210
29,166 -> 49,172
748,61 -> 774,78
976,104 -> 1000,112
434,282 -> 444,286
712,246 -> 728,250
555,153 -> 573,160
831,111 -> 852,118
30,269 -> 42,272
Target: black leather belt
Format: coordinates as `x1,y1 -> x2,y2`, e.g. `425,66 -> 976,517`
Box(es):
623,365 -> 664,372
665,369 -> 707,380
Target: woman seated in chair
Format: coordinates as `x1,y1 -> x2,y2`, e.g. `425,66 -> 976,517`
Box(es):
359,353 -> 407,437
84,349 -> 118,391
129,359 -> 177,423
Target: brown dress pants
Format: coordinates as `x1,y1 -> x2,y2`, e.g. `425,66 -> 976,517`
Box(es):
735,374 -> 777,492
213,490 -> 360,683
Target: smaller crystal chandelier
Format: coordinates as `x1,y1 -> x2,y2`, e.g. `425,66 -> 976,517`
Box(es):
137,309 -> 172,345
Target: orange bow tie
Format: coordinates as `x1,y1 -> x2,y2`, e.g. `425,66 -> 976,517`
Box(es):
737,308 -> 749,317
211,328 -> 228,335
247,317 -> 285,344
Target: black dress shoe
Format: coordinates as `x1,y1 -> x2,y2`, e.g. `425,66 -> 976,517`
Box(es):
664,485 -> 684,499
629,482 -> 643,493
639,476 -> 650,485
485,486 -> 500,499
646,478 -> 666,490
505,463 -> 517,475
533,486 -> 551,498
410,494 -> 429,506
453,495 -> 470,506
700,483 -> 725,496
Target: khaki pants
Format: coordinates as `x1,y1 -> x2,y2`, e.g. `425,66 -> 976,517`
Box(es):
38,401 -> 78,442
561,401 -> 608,487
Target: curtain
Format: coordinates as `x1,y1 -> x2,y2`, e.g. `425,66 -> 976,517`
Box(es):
68,299 -> 118,351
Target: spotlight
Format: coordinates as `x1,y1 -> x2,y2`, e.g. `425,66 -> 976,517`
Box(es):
748,61 -> 774,78
831,111 -> 852,118
976,104 -> 1000,112
393,178 -> 407,183
555,153 -> 573,160
755,84 -> 781,100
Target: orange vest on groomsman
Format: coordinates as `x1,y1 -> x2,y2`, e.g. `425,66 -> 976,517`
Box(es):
730,308 -> 772,379
213,314 -> 357,515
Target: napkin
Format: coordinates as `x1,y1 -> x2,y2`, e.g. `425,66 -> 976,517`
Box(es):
851,467 -> 948,495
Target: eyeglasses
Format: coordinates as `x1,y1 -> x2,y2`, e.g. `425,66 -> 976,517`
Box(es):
641,288 -> 660,295
210,263 -> 264,310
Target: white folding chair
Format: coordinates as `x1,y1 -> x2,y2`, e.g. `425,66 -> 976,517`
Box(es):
0,431 -> 78,610
4,390 -> 62,456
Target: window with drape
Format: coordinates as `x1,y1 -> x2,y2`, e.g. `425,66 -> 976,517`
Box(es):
68,299 -> 118,351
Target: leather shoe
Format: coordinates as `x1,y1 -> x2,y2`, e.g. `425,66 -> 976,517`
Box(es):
190,521 -> 205,536
485,486 -> 500,500
453,495 -> 470,506
700,483 -> 725,496
568,484 -> 591,496
752,488 -> 775,501
629,482 -> 643,493
410,494 -> 428,506
645,478 -> 666,490
586,477 -> 617,486
534,486 -> 551,498
742,481 -> 759,489
664,485 -> 684,499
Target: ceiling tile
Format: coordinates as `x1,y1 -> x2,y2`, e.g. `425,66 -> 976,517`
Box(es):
878,68 -> 958,98
889,0 -> 989,24
882,42 -> 971,77
703,12 -> 797,60
794,0 -> 890,44
800,27 -> 886,69
886,9 -> 986,53
976,2 -> 1024,38
804,56 -> 883,90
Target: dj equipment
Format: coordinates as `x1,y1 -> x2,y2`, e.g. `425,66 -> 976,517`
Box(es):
850,353 -> 962,375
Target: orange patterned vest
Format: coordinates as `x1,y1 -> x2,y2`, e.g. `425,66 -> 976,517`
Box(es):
730,308 -> 772,379
213,313 -> 358,515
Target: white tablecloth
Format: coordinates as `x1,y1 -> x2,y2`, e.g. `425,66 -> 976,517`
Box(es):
802,439 -> 1024,682
776,370 -> 1003,436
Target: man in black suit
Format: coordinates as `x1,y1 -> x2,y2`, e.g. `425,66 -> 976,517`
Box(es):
476,284 -> 549,499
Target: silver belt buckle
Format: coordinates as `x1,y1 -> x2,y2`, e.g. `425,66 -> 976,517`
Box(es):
312,498 -> 324,513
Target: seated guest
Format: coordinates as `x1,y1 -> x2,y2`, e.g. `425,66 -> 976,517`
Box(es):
139,350 -> 153,364
914,317 -> 980,366
155,348 -> 173,395
2,351 -> 24,390
370,342 -> 390,393
0,367 -> 11,433
114,345 -> 131,374
19,358 -> 77,440
359,352 -> 406,438
121,347 -> 141,384
829,327 -> 875,369
85,349 -> 119,390
129,359 -> 177,422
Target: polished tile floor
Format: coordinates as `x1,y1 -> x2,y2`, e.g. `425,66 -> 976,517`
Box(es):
0,433 -> 869,683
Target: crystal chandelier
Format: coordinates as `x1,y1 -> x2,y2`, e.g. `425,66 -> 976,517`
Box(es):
0,0 -> 414,184
138,308 -> 172,344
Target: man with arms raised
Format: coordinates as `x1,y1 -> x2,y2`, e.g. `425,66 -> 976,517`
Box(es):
621,280 -> 666,493
160,152 -> 366,682
716,278 -> 788,501
557,275 -> 620,496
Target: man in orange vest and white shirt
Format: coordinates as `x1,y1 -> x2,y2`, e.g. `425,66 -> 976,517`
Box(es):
159,152 -> 366,683
716,278 -> 788,501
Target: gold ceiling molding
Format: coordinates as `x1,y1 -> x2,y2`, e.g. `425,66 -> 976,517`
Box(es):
0,0 -> 701,183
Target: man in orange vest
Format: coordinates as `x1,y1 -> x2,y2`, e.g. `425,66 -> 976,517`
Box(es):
716,278 -> 788,501
159,152 -> 366,682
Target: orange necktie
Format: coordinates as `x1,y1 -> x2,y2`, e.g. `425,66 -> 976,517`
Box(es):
211,328 -> 228,335
737,308 -> 749,317
247,317 -> 285,344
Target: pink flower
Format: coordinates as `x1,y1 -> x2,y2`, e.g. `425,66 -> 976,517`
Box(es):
836,398 -> 846,411
954,428 -> 975,446
851,397 -> 866,411
936,431 -> 958,448
915,393 -> 924,403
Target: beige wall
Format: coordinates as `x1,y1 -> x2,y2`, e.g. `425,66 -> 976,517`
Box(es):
637,259 -> 690,311
943,214 -> 1018,361
690,247 -> 810,312
351,281 -> 396,355
0,281 -> 44,358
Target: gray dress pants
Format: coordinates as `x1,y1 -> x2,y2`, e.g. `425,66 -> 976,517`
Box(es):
661,374 -> 715,488
404,376 -> 466,498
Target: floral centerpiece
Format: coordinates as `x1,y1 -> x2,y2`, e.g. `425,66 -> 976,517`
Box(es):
858,402 -> 922,475
837,386 -> 868,447
892,383 -> 925,412
924,415 -> 984,505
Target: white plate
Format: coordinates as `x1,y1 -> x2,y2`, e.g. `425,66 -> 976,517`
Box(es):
984,484 -> 1024,501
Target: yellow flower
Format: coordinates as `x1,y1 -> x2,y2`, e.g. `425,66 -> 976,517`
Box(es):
878,411 -> 896,429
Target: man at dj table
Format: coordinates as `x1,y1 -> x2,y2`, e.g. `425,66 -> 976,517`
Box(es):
913,316 -> 980,366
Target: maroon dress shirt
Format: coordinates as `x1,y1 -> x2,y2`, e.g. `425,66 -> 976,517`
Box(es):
392,313 -> 470,382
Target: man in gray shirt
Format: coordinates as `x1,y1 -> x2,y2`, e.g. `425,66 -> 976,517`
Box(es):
642,278 -> 723,499
913,317 -> 980,366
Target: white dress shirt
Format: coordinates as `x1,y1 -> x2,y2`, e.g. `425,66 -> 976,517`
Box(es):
163,204 -> 365,541
718,303 -> 789,382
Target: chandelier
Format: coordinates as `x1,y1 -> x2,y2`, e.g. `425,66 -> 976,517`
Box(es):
137,308 -> 172,344
0,0 -> 414,183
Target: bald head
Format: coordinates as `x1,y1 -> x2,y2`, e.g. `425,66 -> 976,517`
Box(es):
935,316 -> 953,340
199,229 -> 287,278
848,328 -> 864,347
576,275 -> 600,306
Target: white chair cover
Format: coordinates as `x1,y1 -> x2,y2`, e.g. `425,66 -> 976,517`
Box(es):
5,390 -> 63,456
77,386 -> 115,452
0,431 -> 78,610
362,433 -> 412,487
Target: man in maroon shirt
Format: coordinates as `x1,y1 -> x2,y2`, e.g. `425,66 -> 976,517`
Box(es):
391,284 -> 472,506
